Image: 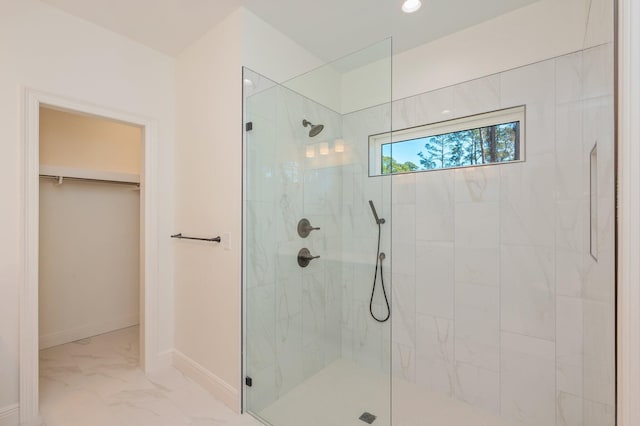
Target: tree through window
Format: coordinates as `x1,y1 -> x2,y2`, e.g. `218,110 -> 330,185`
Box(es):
371,106 -> 524,176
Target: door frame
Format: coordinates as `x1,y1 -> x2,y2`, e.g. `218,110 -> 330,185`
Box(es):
19,88 -> 160,425
617,0 -> 640,424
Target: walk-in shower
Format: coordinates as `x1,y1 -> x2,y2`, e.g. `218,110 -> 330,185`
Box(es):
243,1 -> 616,424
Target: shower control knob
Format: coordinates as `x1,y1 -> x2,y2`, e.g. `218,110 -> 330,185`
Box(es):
297,218 -> 320,238
297,248 -> 320,268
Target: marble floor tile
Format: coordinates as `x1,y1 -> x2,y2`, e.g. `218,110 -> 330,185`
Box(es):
39,326 -> 261,426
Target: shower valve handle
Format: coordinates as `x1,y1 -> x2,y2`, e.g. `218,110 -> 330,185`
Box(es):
297,248 -> 320,267
297,218 -> 320,238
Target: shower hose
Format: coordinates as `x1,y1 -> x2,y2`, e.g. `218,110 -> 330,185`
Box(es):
370,220 -> 391,323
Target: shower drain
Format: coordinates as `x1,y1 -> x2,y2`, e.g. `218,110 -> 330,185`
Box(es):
359,412 -> 377,424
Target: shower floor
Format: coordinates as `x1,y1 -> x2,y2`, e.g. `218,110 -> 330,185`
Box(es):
254,359 -> 525,426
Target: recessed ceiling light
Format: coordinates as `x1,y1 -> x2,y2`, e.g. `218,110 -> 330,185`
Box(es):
402,0 -> 422,13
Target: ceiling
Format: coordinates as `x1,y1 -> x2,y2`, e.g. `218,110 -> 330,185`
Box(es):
40,0 -> 541,60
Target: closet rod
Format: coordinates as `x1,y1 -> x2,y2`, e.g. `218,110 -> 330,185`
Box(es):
39,174 -> 140,187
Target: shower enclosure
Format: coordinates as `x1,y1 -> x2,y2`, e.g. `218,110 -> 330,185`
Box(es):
243,4 -> 616,425
243,39 -> 393,426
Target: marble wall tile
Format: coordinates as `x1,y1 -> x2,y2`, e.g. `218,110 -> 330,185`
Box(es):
392,202 -> 416,245
501,245 -> 555,340
414,87 -> 456,124
454,247 -> 499,287
555,102 -> 584,201
350,262 -> 377,304
415,242 -> 454,319
246,285 -> 276,372
556,249 -> 584,298
274,313 -> 304,398
557,391 -> 583,426
584,0 -> 615,48
276,271 -> 303,322
583,300 -> 615,406
341,326 -> 354,360
392,96 -> 417,130
392,172 -> 416,205
583,44 -> 614,100
301,340 -> 327,380
556,296 -> 584,397
455,283 -> 500,372
453,74 -> 501,119
454,166 -> 500,203
556,200 -> 585,253
392,342 -> 416,383
500,160 -> 556,248
246,201 -> 276,288
301,270 -> 327,348
556,51 -> 583,105
501,332 -> 556,426
415,170 -> 454,242
415,314 -> 455,396
390,241 -> 415,283
583,400 -> 615,426
455,202 -> 499,249
332,45 -> 615,424
352,301 -> 387,372
392,273 -> 416,347
454,362 -> 500,414
501,59 -> 556,157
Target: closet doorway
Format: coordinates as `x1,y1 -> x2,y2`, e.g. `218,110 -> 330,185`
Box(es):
20,89 -> 160,425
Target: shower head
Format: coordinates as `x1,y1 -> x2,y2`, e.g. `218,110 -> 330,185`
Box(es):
368,200 -> 385,225
302,119 -> 324,137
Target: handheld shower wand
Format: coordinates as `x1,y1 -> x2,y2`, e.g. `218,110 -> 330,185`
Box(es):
368,200 -> 390,323
369,200 -> 385,225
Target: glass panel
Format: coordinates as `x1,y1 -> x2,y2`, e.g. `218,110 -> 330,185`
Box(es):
244,38 -> 392,426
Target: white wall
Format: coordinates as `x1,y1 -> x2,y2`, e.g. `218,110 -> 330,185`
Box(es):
173,7 -> 323,412
241,9 -> 323,84
174,8 -> 243,412
338,0 -> 604,112
0,0 -> 175,413
39,180 -> 140,349
393,0 -> 590,100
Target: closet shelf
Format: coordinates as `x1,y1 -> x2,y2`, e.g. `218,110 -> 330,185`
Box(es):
39,165 -> 140,184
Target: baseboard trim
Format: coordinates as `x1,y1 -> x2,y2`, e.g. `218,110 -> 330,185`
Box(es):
152,349 -> 174,372
172,350 -> 239,412
39,315 -> 139,349
0,404 -> 19,426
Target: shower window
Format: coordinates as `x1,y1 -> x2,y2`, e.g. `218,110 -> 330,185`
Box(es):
369,105 -> 525,176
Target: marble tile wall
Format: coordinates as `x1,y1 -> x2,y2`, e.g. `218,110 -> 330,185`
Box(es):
244,70 -> 345,413
340,103 -> 392,375
341,42 -> 615,425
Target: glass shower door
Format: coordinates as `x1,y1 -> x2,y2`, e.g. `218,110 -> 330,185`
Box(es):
243,39 -> 392,426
